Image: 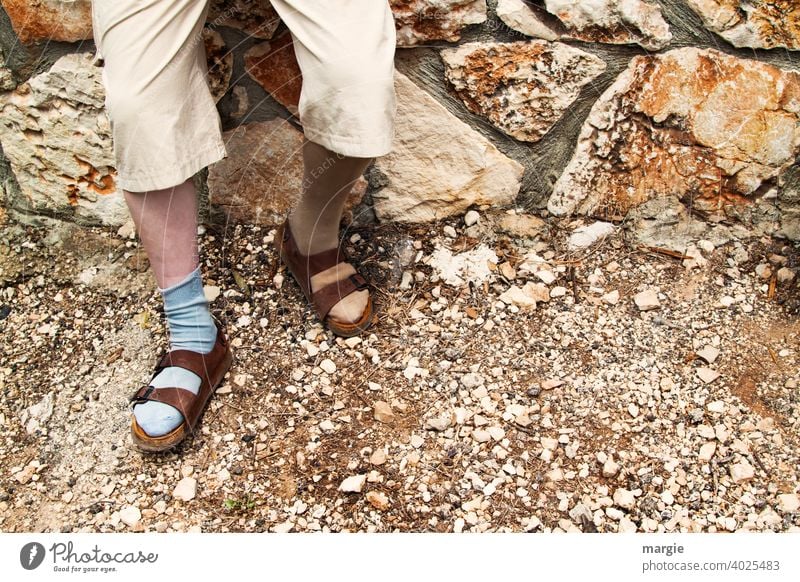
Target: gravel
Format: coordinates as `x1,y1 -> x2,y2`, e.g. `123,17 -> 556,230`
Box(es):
0,210 -> 798,533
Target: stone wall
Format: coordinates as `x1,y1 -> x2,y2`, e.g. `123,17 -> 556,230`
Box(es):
0,0 -> 799,244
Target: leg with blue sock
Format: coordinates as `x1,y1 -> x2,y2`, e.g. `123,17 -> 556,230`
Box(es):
123,178 -> 218,437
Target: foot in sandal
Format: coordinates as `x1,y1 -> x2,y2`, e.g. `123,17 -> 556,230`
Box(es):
130,266 -> 232,451
275,215 -> 375,337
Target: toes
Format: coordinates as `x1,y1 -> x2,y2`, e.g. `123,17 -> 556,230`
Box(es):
133,401 -> 184,437
327,289 -> 369,323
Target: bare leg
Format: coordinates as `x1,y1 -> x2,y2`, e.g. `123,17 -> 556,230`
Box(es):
124,178 -> 200,288
287,139 -> 372,323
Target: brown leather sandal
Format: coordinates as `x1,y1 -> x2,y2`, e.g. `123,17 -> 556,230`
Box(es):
129,317 -> 233,452
274,217 -> 376,337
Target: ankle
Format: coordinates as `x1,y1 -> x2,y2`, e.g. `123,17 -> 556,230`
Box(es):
287,213 -> 340,256
159,265 -> 217,354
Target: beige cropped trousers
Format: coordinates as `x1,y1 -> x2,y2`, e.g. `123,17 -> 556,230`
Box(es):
90,1 -> 397,192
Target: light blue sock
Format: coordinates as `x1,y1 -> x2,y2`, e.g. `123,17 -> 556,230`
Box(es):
134,265 -> 217,437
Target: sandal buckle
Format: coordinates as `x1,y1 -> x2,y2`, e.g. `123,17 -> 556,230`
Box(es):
349,273 -> 367,290
130,385 -> 155,404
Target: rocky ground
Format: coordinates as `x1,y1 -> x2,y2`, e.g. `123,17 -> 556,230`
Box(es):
1,203 -> 799,533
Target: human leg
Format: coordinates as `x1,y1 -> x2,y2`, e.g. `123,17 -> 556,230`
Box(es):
269,0 -> 397,328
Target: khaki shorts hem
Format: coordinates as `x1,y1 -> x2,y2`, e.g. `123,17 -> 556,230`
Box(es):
302,126 -> 395,159
117,142 -> 228,192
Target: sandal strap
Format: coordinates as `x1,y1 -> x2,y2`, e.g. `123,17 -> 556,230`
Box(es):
131,320 -> 231,434
280,219 -> 346,284
311,272 -> 369,319
153,349 -> 213,383
130,385 -> 198,422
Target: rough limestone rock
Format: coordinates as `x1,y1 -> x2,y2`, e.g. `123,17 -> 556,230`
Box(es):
1,0 -> 92,43
441,40 -> 606,142
203,28 -> 233,103
547,48 -> 800,225
390,0 -> 487,46
209,0 -> 281,40
495,0 -> 561,41
687,0 -> 800,50
625,196 -> 748,252
207,119 -> 366,226
0,47 -> 15,91
0,53 -> 127,225
372,72 -> 524,222
244,31 -> 301,116
496,0 -> 671,51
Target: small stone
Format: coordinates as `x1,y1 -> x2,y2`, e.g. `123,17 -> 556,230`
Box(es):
464,210 -> 480,226
499,262 -> 516,280
755,263 -> 772,279
400,271 -> 414,289
698,442 -> 717,462
320,359 -> 336,374
119,506 -> 141,528
536,270 -> 557,285
424,415 -> 451,431
550,286 -> 568,298
660,491 -> 675,505
487,426 -> 506,441
628,403 -> 639,418
173,477 -> 197,502
707,400 -> 726,414
344,336 -> 362,349
602,290 -> 620,305
697,367 -> 720,384
369,449 -> 387,465
568,221 -> 615,249
696,345 -> 720,364
204,286 -> 221,302
461,373 -> 484,388
613,488 -> 636,510
698,240 -> 715,254
541,379 -> 564,390
443,225 -> 458,238
634,289 -> 660,311
339,474 -> 366,493
366,490 -> 390,510
540,437 -> 559,451
730,462 -> 755,483
472,429 -> 491,443
602,459 -> 620,477
373,401 -> 394,424
776,267 -> 795,283
777,494 -> 800,513
319,419 -> 335,432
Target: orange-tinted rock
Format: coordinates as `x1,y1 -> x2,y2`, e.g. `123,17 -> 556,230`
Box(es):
548,48 -> 800,221
0,53 -> 126,225
687,0 -> 800,50
390,0 -> 487,46
1,0 -> 92,43
243,31 -> 301,115
207,119 -> 366,226
208,0 -> 280,40
441,40 -> 605,142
